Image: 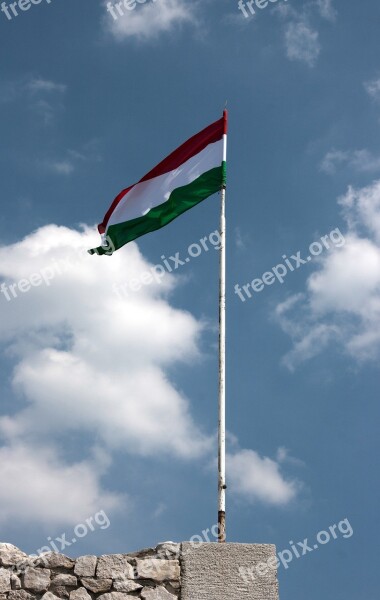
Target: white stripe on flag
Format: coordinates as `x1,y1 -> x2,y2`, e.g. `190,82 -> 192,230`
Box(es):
107,139 -> 224,229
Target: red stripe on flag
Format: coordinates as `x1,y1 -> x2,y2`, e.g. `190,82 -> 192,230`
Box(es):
98,113 -> 227,234
140,114 -> 226,183
98,185 -> 135,234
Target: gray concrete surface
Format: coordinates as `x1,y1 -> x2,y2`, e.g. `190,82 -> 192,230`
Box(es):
181,542 -> 279,600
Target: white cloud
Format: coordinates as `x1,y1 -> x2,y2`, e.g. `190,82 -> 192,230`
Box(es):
227,449 -> 299,505
45,160 -> 75,175
321,149 -> 380,174
364,77 -> 380,103
276,0 -> 337,68
0,444 -> 121,526
103,0 -> 196,41
276,446 -> 306,467
234,227 -> 248,251
40,142 -> 102,177
0,225 -> 211,525
26,77 -> 65,125
0,76 -> 66,125
315,0 -> 337,22
153,502 -> 167,518
0,225 -> 300,525
0,77 -> 66,104
320,150 -> 348,173
276,310 -> 340,372
0,225 -> 209,459
340,180 -> 380,242
276,180 -> 380,369
284,21 -> 320,67
25,78 -> 67,95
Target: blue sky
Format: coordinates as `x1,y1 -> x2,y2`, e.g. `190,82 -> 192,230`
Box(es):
0,0 -> 380,598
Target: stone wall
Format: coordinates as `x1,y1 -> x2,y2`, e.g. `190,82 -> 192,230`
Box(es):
0,542 -> 279,600
0,543 -> 180,600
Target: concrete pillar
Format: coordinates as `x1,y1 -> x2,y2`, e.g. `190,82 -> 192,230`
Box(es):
181,542 -> 279,600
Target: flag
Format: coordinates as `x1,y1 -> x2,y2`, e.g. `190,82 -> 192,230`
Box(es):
89,111 -> 227,255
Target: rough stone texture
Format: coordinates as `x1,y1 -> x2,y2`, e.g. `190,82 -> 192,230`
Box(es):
23,568 -> 51,592
135,560 -> 180,582
96,557 -> 134,580
74,557 -> 97,579
0,541 -> 278,600
8,591 -> 33,600
112,579 -> 141,593
10,575 -> 21,590
37,555 -> 74,571
181,542 -> 279,600
41,593 -> 61,600
155,544 -> 180,560
80,579 -> 112,593
69,588 -> 91,600
97,593 -> 132,600
0,547 -> 28,569
124,548 -> 156,559
140,589 -> 176,600
51,576 -> 77,588
164,583 -> 179,595
0,569 -> 11,593
49,586 -> 69,598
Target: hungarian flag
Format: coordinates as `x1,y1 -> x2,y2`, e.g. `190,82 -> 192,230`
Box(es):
89,111 -> 227,255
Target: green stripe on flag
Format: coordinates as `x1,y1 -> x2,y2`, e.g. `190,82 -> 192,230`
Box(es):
90,163 -> 226,255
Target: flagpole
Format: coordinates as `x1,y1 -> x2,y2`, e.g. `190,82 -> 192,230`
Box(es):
218,110 -> 227,543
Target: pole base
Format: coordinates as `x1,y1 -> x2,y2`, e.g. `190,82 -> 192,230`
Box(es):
218,510 -> 226,543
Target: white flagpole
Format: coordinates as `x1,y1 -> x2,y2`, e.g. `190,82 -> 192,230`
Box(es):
218,110 -> 227,543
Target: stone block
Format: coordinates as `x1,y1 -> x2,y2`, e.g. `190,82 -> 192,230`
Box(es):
180,543 -> 279,600
0,569 -> 11,593
69,588 -> 91,600
98,593 -> 133,600
141,588 -> 177,599
112,579 -> 142,593
51,574 -> 77,587
41,593 -> 61,600
11,574 -> 21,590
23,567 -> 51,592
81,578 -> 112,593
37,554 -> 74,570
96,556 -> 134,580
8,590 -> 34,600
135,560 -> 180,582
74,556 -> 97,578
0,545 -> 28,568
